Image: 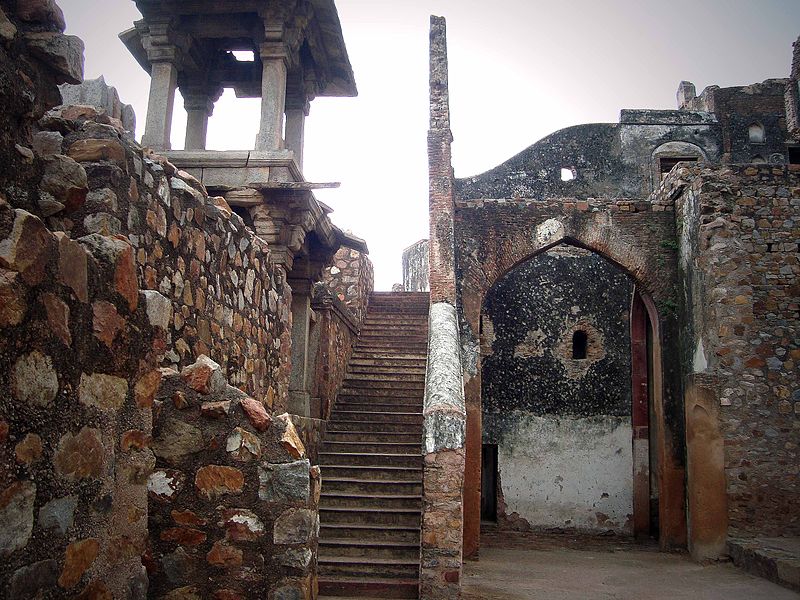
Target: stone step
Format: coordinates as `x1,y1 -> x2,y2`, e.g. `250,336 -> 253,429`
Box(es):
353,346 -> 427,355
320,523 -> 421,543
339,386 -> 423,397
318,292 -> 427,598
358,325 -> 426,333
326,420 -> 422,434
324,431 -> 421,444
320,464 -> 422,481
320,507 -> 421,528
322,478 -> 422,496
357,335 -> 427,343
368,298 -> 429,305
328,411 -> 423,425
341,378 -> 424,388
346,365 -> 427,375
330,402 -> 423,414
728,537 -> 800,592
350,352 -> 427,361
320,538 -> 420,560
320,492 -> 422,510
318,576 -> 419,599
355,336 -> 428,352
319,556 -> 420,579
319,452 -> 422,468
359,331 -> 428,340
322,441 -> 422,454
337,392 -> 424,402
361,315 -> 428,322
367,300 -> 429,308
364,307 -> 428,314
344,369 -> 425,387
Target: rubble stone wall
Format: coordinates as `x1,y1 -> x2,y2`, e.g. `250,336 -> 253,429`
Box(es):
25,105 -> 293,411
323,246 -> 373,323
311,285 -> 360,421
0,197 -> 167,598
0,3 -> 162,596
0,1 -> 306,595
667,163 -> 800,536
147,356 -> 321,599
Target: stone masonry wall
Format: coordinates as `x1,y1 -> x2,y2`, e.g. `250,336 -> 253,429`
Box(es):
315,246 -> 373,421
403,238 -> 430,292
668,163 -> 800,536
310,284 -> 360,421
0,3 -> 165,596
323,246 -> 373,324
1,197 -> 169,598
0,1 -> 305,595
147,356 -> 320,600
29,105 -> 293,411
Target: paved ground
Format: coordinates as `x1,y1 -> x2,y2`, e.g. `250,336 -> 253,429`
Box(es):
462,531 -> 800,600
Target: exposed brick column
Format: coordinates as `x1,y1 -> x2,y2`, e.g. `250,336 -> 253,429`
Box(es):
428,16 -> 456,305
785,36 -> 800,141
421,16 -> 465,600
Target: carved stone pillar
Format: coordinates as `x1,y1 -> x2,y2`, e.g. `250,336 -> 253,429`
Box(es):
182,85 -> 223,150
285,97 -> 309,169
288,277 -> 313,416
141,22 -> 179,150
255,30 -> 289,151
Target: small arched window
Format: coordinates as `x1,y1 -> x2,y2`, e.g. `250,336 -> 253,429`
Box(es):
751,155 -> 766,164
748,123 -> 765,144
572,330 -> 588,359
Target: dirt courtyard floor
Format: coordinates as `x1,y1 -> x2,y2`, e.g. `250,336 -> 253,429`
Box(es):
462,530 -> 799,600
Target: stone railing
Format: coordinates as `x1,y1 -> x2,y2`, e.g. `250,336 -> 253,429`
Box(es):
310,283 -> 362,421
419,301 -> 466,599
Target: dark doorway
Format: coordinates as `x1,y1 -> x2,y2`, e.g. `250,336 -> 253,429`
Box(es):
659,156 -> 697,178
572,330 -> 588,359
481,444 -> 498,522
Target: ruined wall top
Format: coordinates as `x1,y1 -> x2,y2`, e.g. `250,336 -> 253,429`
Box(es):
429,16 -> 450,133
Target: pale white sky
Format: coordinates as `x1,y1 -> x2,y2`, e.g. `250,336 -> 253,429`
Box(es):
58,0 -> 799,289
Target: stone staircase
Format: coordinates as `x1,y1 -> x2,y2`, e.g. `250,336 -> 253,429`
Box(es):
318,292 -> 430,599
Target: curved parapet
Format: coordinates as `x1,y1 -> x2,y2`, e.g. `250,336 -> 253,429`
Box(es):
455,110 -> 722,201
456,123 -> 621,200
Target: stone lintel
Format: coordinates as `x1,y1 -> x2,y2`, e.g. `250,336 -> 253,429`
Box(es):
248,181 -> 340,191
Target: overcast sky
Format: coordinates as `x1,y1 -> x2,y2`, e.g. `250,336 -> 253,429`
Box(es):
58,0 -> 799,289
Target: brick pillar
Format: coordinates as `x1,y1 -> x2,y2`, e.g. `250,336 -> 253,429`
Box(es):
785,36 -> 800,141
421,16 -> 465,600
428,16 -> 456,305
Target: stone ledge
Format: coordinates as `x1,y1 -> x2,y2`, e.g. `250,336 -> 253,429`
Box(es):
728,536 -> 800,592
